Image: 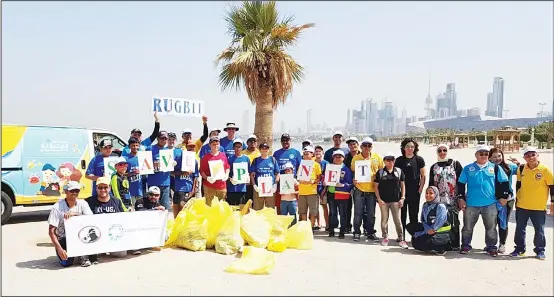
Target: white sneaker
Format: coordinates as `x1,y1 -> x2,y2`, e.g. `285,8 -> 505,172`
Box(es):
399,240 -> 409,249
498,244 -> 506,254
80,256 -> 91,267
381,238 -> 389,246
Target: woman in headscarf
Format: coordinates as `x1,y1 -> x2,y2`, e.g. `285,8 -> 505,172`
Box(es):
428,144 -> 463,251
406,186 -> 451,255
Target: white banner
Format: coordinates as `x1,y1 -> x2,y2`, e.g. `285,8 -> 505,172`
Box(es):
257,176 -> 274,197
152,97 -> 203,118
208,160 -> 226,180
65,211 -> 168,257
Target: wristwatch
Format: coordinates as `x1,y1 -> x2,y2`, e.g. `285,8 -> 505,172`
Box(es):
400,197 -> 405,199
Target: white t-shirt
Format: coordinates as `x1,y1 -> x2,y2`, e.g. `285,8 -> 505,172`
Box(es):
48,199 -> 93,239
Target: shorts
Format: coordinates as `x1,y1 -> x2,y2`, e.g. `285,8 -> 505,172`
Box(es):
298,194 -> 319,216
253,191 -> 275,211
246,185 -> 254,202
204,186 -> 227,206
227,192 -> 247,206
173,191 -> 193,206
319,193 -> 328,205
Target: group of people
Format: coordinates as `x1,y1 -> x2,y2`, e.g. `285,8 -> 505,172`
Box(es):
48,115 -> 554,268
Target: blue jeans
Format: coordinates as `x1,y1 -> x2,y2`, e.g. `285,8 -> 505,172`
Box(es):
328,192 -> 348,234
280,200 -> 298,226
514,207 -> 546,254
353,189 -> 376,235
156,185 -> 171,210
461,203 -> 498,250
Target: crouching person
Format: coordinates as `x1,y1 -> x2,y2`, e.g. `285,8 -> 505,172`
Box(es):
406,186 -> 451,255
132,186 -> 166,254
48,181 -> 94,267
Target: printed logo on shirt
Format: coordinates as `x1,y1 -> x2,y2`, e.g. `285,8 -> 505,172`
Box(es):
488,167 -> 494,175
535,172 -> 543,181
469,166 -> 475,172
289,154 -> 295,159
78,226 -> 101,243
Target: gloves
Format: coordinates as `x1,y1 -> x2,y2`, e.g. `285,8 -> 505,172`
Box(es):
253,185 -> 260,193
230,178 -> 238,185
222,175 -> 229,182
206,177 -> 216,184
271,184 -> 277,194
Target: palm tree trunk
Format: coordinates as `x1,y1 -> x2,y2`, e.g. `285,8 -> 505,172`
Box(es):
253,85 -> 274,147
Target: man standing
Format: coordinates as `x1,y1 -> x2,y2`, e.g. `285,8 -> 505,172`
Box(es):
220,123 -> 246,160
273,133 -> 302,214
345,136 -> 362,234
242,134 -> 260,205
344,137 -> 360,169
200,136 -> 230,206
250,143 -> 280,210
510,147 -> 554,260
227,138 -> 251,208
351,137 -> 383,241
48,181 -> 93,267
125,137 -> 144,210
457,145 -> 510,257
172,139 -> 199,217
85,139 -> 114,196
324,131 -> 349,163
176,115 -> 209,153
122,112 -> 160,157
146,131 -> 173,210
315,145 -> 330,230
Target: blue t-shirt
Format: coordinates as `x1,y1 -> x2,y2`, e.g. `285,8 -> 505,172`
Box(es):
122,143 -> 148,158
458,161 -> 509,207
316,159 -> 329,194
198,143 -> 225,159
125,154 -> 143,197
323,147 -> 349,163
219,136 -> 246,160
227,154 -> 251,193
272,148 -> 302,175
86,155 -> 108,196
146,145 -> 171,186
173,148 -> 198,193
507,163 -> 518,196
249,156 -> 280,186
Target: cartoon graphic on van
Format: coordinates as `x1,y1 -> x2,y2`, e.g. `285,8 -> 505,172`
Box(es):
38,164 -> 61,196
56,162 -> 83,188
28,173 -> 40,184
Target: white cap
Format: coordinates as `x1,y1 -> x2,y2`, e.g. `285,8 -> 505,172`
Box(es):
437,143 -> 448,150
523,146 -> 538,155
333,131 -> 343,137
148,186 -> 161,195
475,145 -> 490,152
233,138 -> 243,145
361,137 -> 373,145
302,139 -> 313,145
284,162 -> 294,170
181,129 -> 192,135
383,152 -> 395,159
247,134 -> 257,141
332,150 -> 345,157
64,181 -> 82,191
115,157 -> 128,165
303,146 -> 314,153
346,136 -> 359,144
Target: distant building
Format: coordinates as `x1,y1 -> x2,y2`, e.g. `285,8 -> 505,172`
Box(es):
486,77 -> 504,118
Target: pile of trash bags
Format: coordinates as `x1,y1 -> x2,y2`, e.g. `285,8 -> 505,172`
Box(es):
165,197 -> 314,275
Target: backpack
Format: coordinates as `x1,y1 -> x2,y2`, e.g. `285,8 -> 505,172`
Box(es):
377,167 -> 402,187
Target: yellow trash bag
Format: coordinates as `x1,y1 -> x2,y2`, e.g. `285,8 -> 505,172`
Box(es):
285,221 -> 314,250
267,215 -> 294,252
215,212 -> 244,255
225,246 -> 276,275
241,210 -> 272,248
175,213 -> 208,251
206,198 -> 233,249
165,211 -> 187,247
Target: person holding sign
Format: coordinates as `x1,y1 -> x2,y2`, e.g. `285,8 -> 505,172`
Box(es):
280,163 -> 299,225
125,138 -> 145,207
145,131 -> 173,211
345,136 -> 361,234
86,139 -> 115,196
48,181 -> 94,268
227,139 -> 251,208
110,157 -> 132,211
171,139 -> 199,217
198,129 -> 224,160
250,143 -> 280,211
273,133 -> 302,214
314,145 -> 330,231
176,115 -> 209,153
242,134 -> 261,205
122,112 -> 160,157
200,136 -> 230,206
326,150 -> 353,239
351,137 -> 383,242
297,146 -> 322,230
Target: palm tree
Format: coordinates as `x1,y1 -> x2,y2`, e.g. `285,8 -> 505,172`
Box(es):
215,1 -> 314,145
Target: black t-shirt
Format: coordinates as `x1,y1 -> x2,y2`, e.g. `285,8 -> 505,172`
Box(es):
394,155 -> 425,193
86,195 -> 124,214
375,167 -> 405,203
344,151 -> 360,170
135,198 -> 161,211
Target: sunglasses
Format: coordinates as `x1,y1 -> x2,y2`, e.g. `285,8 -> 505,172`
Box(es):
97,186 -> 109,190
524,153 -> 537,158
437,149 -> 447,153
478,152 -> 489,156
149,194 -> 160,197
361,144 -> 372,148
69,189 -> 80,194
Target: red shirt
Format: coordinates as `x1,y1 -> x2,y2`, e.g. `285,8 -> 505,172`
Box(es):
200,152 -> 230,190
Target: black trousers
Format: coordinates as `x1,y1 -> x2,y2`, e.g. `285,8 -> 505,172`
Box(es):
406,222 -> 451,252
401,191 -> 421,239
447,204 -> 460,249
328,193 -> 348,234
498,199 -> 515,245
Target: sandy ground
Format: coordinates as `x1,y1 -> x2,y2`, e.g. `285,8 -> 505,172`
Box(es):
2,144 -> 553,296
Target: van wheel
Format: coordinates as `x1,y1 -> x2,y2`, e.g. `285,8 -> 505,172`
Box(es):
1,191 -> 13,225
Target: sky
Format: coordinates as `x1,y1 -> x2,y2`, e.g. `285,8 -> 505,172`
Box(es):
2,1 -> 553,138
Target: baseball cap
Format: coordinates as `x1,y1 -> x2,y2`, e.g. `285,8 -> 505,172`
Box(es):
97,176 -> 110,186
148,186 -> 161,195
181,129 -> 192,135
186,139 -> 197,147
259,143 -> 270,149
284,162 -> 294,170
158,131 -> 168,138
280,133 -> 291,140
302,139 -> 313,146
247,134 -> 257,141
383,152 -> 395,159
314,145 -> 324,151
523,146 -> 538,155
168,132 -> 177,139
209,136 -> 220,143
346,137 -> 359,144
233,138 -> 244,145
115,157 -> 128,165
333,131 -> 343,137
475,145 -> 490,153
303,145 -> 314,153
130,128 -> 142,134
99,139 -> 112,148
210,129 -> 221,135
64,181 -> 82,191
332,150 -> 345,157
361,137 -> 373,145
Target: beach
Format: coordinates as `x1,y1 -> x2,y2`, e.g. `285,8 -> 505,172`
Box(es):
2,143 -> 553,296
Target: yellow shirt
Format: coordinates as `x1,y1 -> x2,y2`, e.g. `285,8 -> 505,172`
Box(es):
351,153 -> 384,192
242,149 -> 261,164
516,163 -> 553,211
298,162 -> 322,196
176,138 -> 203,153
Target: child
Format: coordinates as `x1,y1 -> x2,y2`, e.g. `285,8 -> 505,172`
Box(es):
110,157 -> 131,211
133,186 -> 166,254
297,146 -> 322,230
172,139 -> 199,218
327,150 -> 353,239
280,163 -> 299,226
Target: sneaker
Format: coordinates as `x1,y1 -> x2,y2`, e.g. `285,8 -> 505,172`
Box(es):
80,258 -> 92,267
381,238 -> 389,246
395,238 -> 402,243
132,250 -> 142,255
363,230 -> 369,236
312,226 -> 320,232
436,250 -> 447,256
338,233 -> 345,239
399,241 -> 409,249
498,244 -> 506,254
92,259 -> 99,265
329,231 -> 335,237
487,249 -> 498,257
509,249 -> 525,257
536,252 -> 546,260
325,227 -> 331,232
345,228 -> 352,234
353,234 -> 361,242
460,247 -> 471,254
451,247 -> 460,251
367,234 -> 379,241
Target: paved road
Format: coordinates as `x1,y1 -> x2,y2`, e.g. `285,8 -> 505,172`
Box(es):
2,144 -> 553,296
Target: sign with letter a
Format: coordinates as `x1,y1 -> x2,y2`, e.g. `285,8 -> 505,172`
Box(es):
354,160 -> 371,182
232,162 -> 249,184
297,160 -> 314,182
138,151 -> 154,175
279,174 -> 296,194
324,164 -> 342,186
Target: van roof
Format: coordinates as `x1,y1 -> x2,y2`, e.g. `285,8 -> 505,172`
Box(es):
2,124 -> 112,132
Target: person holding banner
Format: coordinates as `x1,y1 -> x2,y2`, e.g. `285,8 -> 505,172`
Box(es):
351,137 -> 383,242
86,139 -> 114,196
314,145 -> 330,231
146,131 -> 173,211
250,143 -> 280,211
48,181 -> 94,267
200,136 -> 230,206
122,112 -> 160,157
326,150 -> 353,239
172,139 -> 199,217
227,139 -> 251,208
125,137 -> 144,209
297,146 -> 322,230
220,123 -> 246,160
176,115 -> 209,153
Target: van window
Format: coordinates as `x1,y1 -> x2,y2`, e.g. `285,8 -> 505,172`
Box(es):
93,133 -> 126,156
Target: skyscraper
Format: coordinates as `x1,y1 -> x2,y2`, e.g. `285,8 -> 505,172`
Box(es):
425,73 -> 434,119
492,77 -> 504,118
445,83 -> 457,116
